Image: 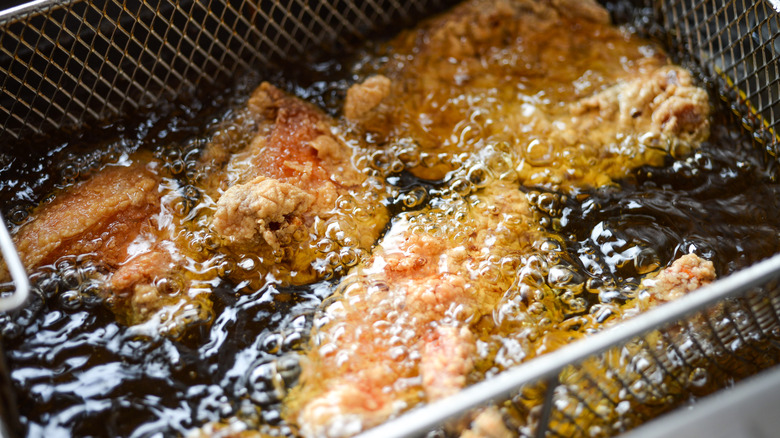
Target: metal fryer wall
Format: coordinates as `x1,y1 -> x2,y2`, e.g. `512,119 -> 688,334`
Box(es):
0,0 -> 456,142
654,0 -> 780,155
1,1 -> 777,146
1,0 -> 780,437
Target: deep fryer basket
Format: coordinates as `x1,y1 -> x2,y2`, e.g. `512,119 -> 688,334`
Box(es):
1,0 -> 780,437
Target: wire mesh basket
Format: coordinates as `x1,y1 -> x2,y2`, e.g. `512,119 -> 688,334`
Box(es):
1,0 -> 780,437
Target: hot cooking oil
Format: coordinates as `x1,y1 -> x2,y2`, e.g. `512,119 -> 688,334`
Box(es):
1,1 -> 780,437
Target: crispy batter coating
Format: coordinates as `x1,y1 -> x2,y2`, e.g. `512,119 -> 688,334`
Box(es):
526,253 -> 718,435
2,160 -> 208,328
421,326 -> 477,401
286,184 -> 540,437
207,82 -> 388,285
282,0 -> 716,435
6,0 -> 724,434
642,253 -> 716,304
9,164 -> 160,273
351,0 -> 709,190
460,408 -> 514,438
510,65 -> 711,190
213,176 -> 314,251
344,75 -> 392,121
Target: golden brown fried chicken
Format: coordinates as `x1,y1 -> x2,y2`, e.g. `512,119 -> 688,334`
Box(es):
279,0 -> 716,435
460,408 -> 514,438
508,65 -> 711,190
347,0 -> 709,191
641,253 -> 716,304
4,81 -> 391,330
204,82 -> 389,286
7,163 -> 160,273
484,253 -> 716,437
2,159 -> 210,329
285,208 -> 717,438
343,75 -> 392,122
284,183 -> 540,437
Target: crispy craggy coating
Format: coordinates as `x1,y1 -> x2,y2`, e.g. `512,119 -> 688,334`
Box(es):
483,254 -> 717,436
508,65 -> 711,190
3,160 -> 209,328
285,184 -> 540,437
421,326 -> 477,401
206,82 -> 388,285
5,81 -> 391,329
641,253 -> 716,304
349,0 -> 710,191
8,164 -> 160,273
283,0 -> 716,435
213,176 -> 314,251
460,408 -> 514,438
344,75 -> 392,122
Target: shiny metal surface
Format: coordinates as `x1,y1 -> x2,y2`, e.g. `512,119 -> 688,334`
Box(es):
0,0 -> 779,436
0,214 -> 28,312
356,253 -> 780,437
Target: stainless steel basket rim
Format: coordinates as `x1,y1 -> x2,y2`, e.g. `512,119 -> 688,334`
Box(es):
0,0 -> 69,24
356,253 -> 780,438
1,0 -> 780,436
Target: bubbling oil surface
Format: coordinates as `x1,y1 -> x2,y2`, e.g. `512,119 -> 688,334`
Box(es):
2,9 -> 780,438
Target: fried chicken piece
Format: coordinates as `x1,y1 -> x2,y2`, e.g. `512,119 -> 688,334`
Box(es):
421,326 -> 477,401
213,176 -> 313,251
460,408 -> 514,438
285,184 -> 540,437
573,67 -> 711,144
350,0 -> 675,182
344,75 -> 391,121
546,255 -> 720,435
642,253 -> 716,304
2,160 -> 208,328
347,0 -> 710,192
492,254 -> 717,436
281,1 -> 714,435
205,82 -> 388,286
7,164 -> 160,274
509,65 -> 711,190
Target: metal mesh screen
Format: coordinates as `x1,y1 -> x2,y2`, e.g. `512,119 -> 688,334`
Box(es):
1,0 -> 780,436
352,255 -> 780,438
655,0 -> 780,154
0,0 -> 456,141
532,284 -> 780,436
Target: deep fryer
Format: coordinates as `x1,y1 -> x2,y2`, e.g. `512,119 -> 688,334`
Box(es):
1,0 -> 780,436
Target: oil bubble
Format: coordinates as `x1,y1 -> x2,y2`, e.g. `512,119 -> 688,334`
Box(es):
454,121 -> 482,147
402,186 -> 427,209
450,178 -> 473,197
59,289 -> 83,310
337,195 -> 357,213
420,152 -> 438,168
524,139 -> 555,166
8,204 -> 30,225
316,238 -> 336,254
340,249 -> 359,268
262,334 -> 282,354
238,257 -> 257,271
390,160 -> 405,174
370,151 -> 391,173
395,139 -> 421,168
156,276 -> 184,297
688,367 -> 708,387
248,361 -> 284,407
61,164 -> 80,181
467,164 -> 492,188
633,248 -> 661,275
